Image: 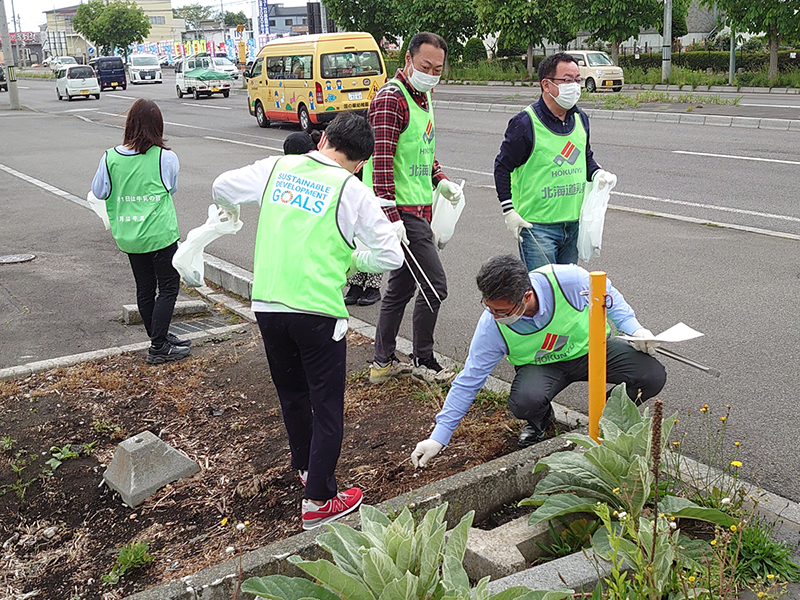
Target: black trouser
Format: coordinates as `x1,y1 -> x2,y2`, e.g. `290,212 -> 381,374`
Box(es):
126,242 -> 180,347
508,338 -> 667,430
255,312 -> 346,502
373,212 -> 448,363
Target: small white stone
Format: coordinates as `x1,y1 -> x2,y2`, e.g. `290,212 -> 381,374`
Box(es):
236,523 -> 246,531
87,578 -> 94,585
721,497 -> 731,505
42,526 -> 59,539
225,546 -> 235,554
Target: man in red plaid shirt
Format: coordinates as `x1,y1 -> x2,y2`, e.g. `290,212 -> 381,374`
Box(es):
363,32 -> 465,386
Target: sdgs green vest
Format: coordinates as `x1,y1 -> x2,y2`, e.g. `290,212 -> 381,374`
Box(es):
362,78 -> 435,206
498,265 -> 607,366
510,105 -> 587,224
105,146 -> 179,254
251,154 -> 354,319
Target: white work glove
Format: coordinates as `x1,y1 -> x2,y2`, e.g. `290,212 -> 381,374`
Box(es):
346,252 -> 359,277
411,439 -> 444,468
393,220 -> 409,245
437,179 -> 464,207
503,209 -> 532,242
215,202 -> 240,224
593,169 -> 617,190
630,328 -> 660,357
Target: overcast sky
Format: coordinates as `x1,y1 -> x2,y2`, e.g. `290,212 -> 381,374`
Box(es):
13,0 -> 306,33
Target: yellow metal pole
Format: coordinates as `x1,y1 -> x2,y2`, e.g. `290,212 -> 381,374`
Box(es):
588,271 -> 608,443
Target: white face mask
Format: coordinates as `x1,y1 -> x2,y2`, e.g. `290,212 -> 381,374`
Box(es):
494,301 -> 526,325
408,65 -> 440,93
549,81 -> 581,109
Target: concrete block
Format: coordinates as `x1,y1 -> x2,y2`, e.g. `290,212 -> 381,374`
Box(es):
678,114 -> 706,125
708,86 -> 730,93
694,85 -> 709,91
788,120 -> 800,132
679,85 -> 693,92
610,111 -> 634,121
104,430 -> 200,507
739,86 -> 757,93
731,116 -> 760,129
655,113 -> 681,123
632,112 -> 657,122
667,85 -> 681,91
123,300 -> 209,325
204,253 -> 253,300
704,115 -> 732,127
486,549 -> 614,594
586,109 -> 612,119
759,118 -> 790,131
769,87 -> 788,94
653,84 -> 668,91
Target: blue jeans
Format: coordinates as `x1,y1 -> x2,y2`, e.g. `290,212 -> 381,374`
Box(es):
518,221 -> 579,271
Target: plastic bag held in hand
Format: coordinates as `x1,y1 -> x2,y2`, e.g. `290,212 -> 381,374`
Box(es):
172,204 -> 243,287
430,179 -> 465,250
577,170 -> 617,262
86,191 -> 110,230
411,438 -> 444,468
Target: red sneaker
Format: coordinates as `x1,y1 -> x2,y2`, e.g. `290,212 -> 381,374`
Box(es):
301,487 -> 363,530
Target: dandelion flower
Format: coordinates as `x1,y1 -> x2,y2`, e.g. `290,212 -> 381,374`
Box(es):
688,576 -> 696,582
613,487 -> 620,493
700,407 -> 708,413
710,540 -> 717,546
720,416 -> 727,422
244,521 -> 250,525
674,419 -> 679,424
731,460 -> 743,468
613,510 -> 618,516
659,513 -> 665,518
673,441 -> 680,446
758,593 -> 765,598
767,574 -> 775,580
730,524 -> 738,532
221,517 -> 228,526
734,441 -> 740,446
726,404 -> 731,408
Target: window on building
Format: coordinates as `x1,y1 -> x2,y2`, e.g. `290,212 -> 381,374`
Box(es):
269,19 -> 275,26
149,16 -> 166,25
302,18 -> 307,25
284,19 -> 293,26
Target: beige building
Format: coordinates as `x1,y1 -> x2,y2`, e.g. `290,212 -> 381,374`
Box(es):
44,0 -> 179,60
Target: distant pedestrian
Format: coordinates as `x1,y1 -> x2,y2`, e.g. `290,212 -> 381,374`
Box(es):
91,98 -> 191,364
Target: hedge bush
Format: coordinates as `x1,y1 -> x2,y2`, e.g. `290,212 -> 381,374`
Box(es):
620,50 -> 800,72
463,37 -> 488,62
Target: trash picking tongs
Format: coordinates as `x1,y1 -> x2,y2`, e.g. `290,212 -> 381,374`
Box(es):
655,347 -> 721,378
401,239 -> 441,313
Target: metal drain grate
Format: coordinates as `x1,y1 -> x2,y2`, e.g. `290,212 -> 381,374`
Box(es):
169,316 -> 237,335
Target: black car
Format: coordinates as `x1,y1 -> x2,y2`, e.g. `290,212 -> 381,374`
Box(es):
0,66 -> 7,92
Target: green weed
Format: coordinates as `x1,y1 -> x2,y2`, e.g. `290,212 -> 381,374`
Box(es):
0,435 -> 15,452
46,444 -> 80,471
473,388 -> 507,409
102,541 -> 154,585
732,517 -> 800,584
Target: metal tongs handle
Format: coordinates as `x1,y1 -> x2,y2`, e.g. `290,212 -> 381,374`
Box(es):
656,347 -> 720,378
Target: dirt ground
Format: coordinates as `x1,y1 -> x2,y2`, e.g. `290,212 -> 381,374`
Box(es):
0,324 -> 525,600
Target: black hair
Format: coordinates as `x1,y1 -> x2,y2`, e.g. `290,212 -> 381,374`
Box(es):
408,32 -> 448,60
283,132 -> 315,155
323,112 -> 374,162
476,255 -> 532,302
537,52 -> 579,83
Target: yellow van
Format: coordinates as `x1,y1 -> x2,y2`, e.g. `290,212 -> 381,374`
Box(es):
246,32 -> 387,132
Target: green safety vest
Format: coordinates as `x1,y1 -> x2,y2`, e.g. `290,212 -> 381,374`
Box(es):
362,78 -> 435,206
251,154 -> 354,319
510,105 -> 587,223
498,265 -> 608,366
105,146 -> 179,254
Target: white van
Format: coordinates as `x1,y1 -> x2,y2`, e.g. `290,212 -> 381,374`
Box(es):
127,54 -> 163,84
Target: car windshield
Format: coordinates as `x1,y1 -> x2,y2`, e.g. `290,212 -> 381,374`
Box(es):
214,58 -> 233,66
321,51 -> 382,79
100,58 -> 124,69
132,56 -> 159,66
587,53 -> 614,67
68,66 -> 95,79
61,57 -> 78,65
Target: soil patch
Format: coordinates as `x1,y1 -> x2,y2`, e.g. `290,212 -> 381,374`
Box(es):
0,325 -> 525,600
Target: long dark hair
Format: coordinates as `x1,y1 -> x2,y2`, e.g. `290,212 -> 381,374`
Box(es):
123,98 -> 170,154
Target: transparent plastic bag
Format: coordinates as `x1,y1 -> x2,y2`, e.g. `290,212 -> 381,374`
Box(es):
172,204 -> 243,287
430,179 -> 465,250
577,176 -> 616,262
86,191 -> 110,230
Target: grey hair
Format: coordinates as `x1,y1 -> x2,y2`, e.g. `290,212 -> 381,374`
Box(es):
476,255 -> 531,302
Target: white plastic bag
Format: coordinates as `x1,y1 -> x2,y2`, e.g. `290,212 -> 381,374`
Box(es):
172,204 -> 243,287
577,176 -> 616,262
430,179 -> 465,250
86,191 -> 111,230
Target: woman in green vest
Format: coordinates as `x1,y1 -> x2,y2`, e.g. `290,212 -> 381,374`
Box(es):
91,98 -> 191,364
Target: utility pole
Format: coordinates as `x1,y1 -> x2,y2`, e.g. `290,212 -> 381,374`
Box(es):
9,0 -> 18,64
0,0 -> 21,109
661,0 -> 672,82
728,26 -> 736,86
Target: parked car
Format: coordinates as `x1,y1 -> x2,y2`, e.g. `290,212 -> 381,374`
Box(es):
50,56 -> 78,72
211,56 -> 239,79
126,54 -> 163,84
89,56 -> 127,91
56,64 -> 101,101
0,66 -> 7,92
565,50 -> 624,92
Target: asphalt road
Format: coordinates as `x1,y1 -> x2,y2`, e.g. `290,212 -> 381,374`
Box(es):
2,73 -> 800,501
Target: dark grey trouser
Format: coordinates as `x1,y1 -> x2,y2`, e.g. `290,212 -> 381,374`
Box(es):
126,241 -> 180,347
373,212 -> 448,363
508,338 -> 667,430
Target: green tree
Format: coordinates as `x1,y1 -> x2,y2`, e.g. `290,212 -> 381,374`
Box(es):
548,0 -> 580,52
576,0 -> 661,64
173,3 -> 215,30
73,0 -> 150,57
222,11 -> 249,27
398,0 -> 478,59
463,37 -> 487,62
324,0 -> 403,46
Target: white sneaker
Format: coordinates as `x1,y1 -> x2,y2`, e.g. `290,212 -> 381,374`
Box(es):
369,354 -> 412,384
411,354 -> 456,385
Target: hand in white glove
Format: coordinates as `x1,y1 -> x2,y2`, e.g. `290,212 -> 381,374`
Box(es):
437,180 -> 464,207
503,209 -> 532,242
630,328 -> 660,356
593,169 -> 617,190
216,202 -> 240,224
411,438 -> 444,468
346,252 -> 359,277
393,220 -> 409,245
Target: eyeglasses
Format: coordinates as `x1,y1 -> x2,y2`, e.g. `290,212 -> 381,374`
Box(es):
481,296 -> 526,318
548,77 -> 582,85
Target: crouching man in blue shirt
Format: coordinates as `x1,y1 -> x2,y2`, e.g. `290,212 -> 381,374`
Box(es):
411,255 -> 666,466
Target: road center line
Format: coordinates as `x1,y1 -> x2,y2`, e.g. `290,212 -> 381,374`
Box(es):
64,108 -> 98,113
183,102 -> 233,111
740,102 -> 800,109
673,150 -> 800,166
0,163 -> 87,208
102,94 -> 138,100
204,136 -> 283,152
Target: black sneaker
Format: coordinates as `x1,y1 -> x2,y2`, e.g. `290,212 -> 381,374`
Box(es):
518,409 -> 556,447
167,332 -> 191,347
344,285 -> 363,306
146,342 -> 191,365
411,354 -> 456,385
357,287 -> 381,306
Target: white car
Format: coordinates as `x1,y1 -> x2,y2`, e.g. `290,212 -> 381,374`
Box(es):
50,56 -> 78,72
127,54 -> 163,84
56,64 -> 101,101
212,56 -> 239,79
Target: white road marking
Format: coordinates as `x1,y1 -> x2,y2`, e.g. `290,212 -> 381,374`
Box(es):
0,163 -> 87,208
740,102 -> 800,109
672,150 -> 800,166
64,108 -> 98,112
441,165 -> 493,177
183,102 -> 233,110
102,94 -> 138,100
204,136 -> 282,152
18,86 -> 29,89
98,111 -> 126,117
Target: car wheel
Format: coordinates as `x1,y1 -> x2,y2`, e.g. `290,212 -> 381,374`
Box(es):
612,85 -> 622,92
56,88 -> 62,100
585,78 -> 596,93
222,90 -> 230,98
122,85 -> 127,90
298,105 -> 312,133
176,85 -> 183,98
94,94 -> 100,100
193,88 -> 200,100
67,94 -> 73,102
255,101 -> 270,128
